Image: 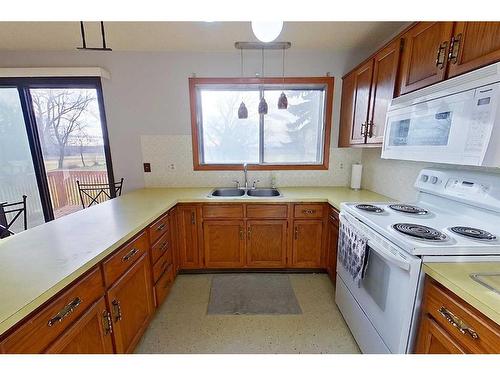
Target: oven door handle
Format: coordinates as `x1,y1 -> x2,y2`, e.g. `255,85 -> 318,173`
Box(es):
367,240 -> 411,271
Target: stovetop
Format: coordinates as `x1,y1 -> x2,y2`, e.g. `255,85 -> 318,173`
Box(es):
341,199 -> 500,256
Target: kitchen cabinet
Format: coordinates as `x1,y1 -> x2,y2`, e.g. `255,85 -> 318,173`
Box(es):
292,220 -> 323,268
447,22 -> 500,78
203,220 -> 245,268
106,253 -> 154,354
415,277 -> 500,354
398,22 -> 454,95
177,205 -> 202,269
44,297 -> 114,354
339,39 -> 401,147
325,208 -> 339,284
246,220 -> 287,267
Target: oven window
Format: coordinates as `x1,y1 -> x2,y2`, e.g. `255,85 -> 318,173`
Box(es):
360,249 -> 390,311
389,111 -> 452,146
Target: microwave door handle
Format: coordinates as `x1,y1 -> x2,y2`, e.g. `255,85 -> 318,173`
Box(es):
366,240 -> 411,271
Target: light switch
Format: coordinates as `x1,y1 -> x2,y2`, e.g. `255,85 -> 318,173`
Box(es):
143,163 -> 151,173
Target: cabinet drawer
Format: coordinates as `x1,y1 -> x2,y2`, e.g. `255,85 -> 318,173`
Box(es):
151,232 -> 170,264
1,268 -> 104,354
328,206 -> 339,225
203,204 -> 244,219
149,212 -> 170,245
424,278 -> 500,353
102,231 -> 149,287
293,204 -> 325,218
154,264 -> 174,307
152,247 -> 173,283
246,204 -> 288,219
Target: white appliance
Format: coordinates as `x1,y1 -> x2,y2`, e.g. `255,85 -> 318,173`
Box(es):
382,62 -> 500,167
335,168 -> 500,354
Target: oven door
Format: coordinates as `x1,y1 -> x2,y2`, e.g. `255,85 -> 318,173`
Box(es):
336,212 -> 422,353
382,83 -> 498,166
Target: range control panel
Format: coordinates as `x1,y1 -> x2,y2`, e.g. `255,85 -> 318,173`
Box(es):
415,168 -> 500,212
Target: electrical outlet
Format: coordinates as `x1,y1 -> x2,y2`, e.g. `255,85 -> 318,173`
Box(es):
143,163 -> 151,173
339,162 -> 344,169
168,163 -> 176,170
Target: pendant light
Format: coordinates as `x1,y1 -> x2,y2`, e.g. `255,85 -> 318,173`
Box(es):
237,49 -> 248,119
258,49 -> 268,115
251,21 -> 283,43
277,47 -> 288,109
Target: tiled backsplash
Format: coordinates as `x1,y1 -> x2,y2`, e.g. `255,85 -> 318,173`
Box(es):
141,135 -> 362,188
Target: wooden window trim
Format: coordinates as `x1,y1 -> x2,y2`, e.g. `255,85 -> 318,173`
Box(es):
189,76 -> 334,171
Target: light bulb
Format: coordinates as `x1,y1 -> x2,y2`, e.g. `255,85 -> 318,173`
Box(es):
251,21 -> 283,43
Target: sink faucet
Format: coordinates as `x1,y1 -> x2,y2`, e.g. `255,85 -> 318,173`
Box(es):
243,163 -> 249,190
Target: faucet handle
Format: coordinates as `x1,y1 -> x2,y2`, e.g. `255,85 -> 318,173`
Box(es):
232,179 -> 241,189
252,179 -> 260,189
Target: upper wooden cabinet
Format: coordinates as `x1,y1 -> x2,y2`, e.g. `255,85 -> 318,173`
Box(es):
398,22 -> 454,95
447,22 -> 500,78
203,220 -> 245,268
339,39 -> 401,147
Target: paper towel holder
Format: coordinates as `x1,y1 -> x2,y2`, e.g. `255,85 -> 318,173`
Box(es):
350,163 -> 363,191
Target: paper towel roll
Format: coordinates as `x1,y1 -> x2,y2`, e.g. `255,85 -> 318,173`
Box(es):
351,164 -> 363,190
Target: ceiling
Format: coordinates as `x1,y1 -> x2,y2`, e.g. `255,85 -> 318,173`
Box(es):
0,22 -> 408,52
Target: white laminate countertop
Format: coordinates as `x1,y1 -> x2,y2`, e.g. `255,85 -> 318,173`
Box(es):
0,186 -> 390,336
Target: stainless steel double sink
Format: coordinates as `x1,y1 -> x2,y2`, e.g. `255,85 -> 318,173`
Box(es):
209,188 -> 281,198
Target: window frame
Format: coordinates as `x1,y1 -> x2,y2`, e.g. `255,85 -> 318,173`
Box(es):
189,76 -> 334,171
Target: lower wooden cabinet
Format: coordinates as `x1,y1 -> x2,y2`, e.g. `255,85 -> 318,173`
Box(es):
415,277 -> 500,354
106,253 -> 154,354
177,205 -> 202,269
203,220 -> 245,268
45,297 -> 114,354
291,220 -> 323,268
246,220 -> 287,267
325,209 -> 339,284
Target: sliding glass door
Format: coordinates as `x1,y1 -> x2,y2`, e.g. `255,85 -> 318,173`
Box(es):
0,88 -> 45,231
0,77 -> 114,231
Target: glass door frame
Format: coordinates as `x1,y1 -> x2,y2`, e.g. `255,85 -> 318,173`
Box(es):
0,76 -> 115,222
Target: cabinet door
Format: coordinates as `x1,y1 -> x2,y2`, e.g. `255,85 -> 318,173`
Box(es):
367,39 -> 401,144
246,220 -> 287,268
338,72 -> 356,147
106,254 -> 154,354
351,60 -> 373,145
178,206 -> 201,269
45,297 -> 114,354
447,22 -> 500,78
398,22 -> 454,95
415,315 -> 467,354
203,220 -> 245,268
292,220 -> 323,268
326,215 -> 339,284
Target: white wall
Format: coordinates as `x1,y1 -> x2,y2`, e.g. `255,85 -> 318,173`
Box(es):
0,49 -> 369,191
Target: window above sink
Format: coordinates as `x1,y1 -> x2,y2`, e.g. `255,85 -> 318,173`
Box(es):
189,77 -> 334,171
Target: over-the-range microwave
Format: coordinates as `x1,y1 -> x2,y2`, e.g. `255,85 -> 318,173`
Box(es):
382,62 -> 500,167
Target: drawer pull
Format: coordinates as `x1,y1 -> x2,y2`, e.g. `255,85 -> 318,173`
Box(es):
329,215 -> 337,222
102,310 -> 113,335
156,223 -> 166,232
159,241 -> 169,251
438,306 -> 479,340
122,248 -> 139,262
112,299 -> 122,322
47,297 -> 82,327
302,209 -> 316,215
294,226 -> 299,240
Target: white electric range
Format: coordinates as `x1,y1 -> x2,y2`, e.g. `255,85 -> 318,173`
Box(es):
335,168 -> 500,354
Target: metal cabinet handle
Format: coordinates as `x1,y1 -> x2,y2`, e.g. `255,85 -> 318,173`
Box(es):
367,120 -> 374,138
302,209 -> 315,215
438,306 -> 479,340
435,41 -> 448,69
122,248 -> 139,262
239,227 -> 244,240
329,215 -> 337,222
247,228 -> 252,240
294,226 -> 299,240
159,241 -> 168,251
191,212 -> 195,225
102,310 -> 113,335
156,223 -> 166,232
448,34 -> 462,64
47,297 -> 82,327
112,299 -> 122,322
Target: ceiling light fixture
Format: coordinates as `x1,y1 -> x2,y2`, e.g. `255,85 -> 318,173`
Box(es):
237,49 -> 248,119
258,49 -> 268,115
251,21 -> 283,43
77,21 -> 112,51
278,47 -> 288,110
